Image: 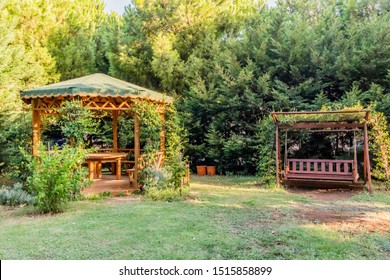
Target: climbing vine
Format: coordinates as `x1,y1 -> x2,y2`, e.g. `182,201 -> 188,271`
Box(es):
132,100 -> 162,155
368,112 -> 390,181
58,100 -> 99,146
164,104 -> 187,189
133,100 -> 187,198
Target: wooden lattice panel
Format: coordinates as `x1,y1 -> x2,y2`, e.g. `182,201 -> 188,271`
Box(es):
32,96 -> 167,116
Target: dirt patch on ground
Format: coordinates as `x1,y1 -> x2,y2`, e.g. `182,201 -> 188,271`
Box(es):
288,188 -> 360,201
288,188 -> 390,234
105,197 -> 141,204
240,211 -> 291,229
0,176 -> 12,185
300,208 -> 390,234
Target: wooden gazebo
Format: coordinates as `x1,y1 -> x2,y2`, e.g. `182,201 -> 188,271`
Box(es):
271,110 -> 372,192
20,73 -> 173,188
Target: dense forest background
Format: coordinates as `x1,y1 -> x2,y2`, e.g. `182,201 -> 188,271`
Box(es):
1,0 -> 389,177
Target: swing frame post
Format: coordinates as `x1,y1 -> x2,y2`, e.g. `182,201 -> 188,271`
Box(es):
275,124 -> 280,186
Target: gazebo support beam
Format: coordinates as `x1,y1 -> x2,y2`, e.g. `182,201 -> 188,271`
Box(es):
32,100 -> 41,156
134,114 -> 140,189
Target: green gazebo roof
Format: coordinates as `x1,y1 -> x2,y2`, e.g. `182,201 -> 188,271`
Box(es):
20,73 -> 172,103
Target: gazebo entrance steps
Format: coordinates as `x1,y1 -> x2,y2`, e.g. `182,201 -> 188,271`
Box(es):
81,175 -> 138,196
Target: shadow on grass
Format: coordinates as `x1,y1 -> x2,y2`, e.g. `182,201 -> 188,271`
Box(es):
191,175 -> 261,188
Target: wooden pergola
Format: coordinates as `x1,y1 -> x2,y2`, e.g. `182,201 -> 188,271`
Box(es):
271,110 -> 372,192
20,73 -> 173,188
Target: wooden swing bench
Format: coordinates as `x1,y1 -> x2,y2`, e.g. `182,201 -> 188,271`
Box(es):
284,159 -> 358,183
272,110 -> 372,191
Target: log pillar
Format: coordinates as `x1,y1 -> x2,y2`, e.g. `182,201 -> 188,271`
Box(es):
32,100 -> 41,156
275,124 -> 280,186
364,119 -> 372,193
134,114 -> 140,189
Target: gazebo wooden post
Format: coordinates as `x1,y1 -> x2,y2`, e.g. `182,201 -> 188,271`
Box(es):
275,124 -> 280,185
364,113 -> 373,193
134,114 -> 140,189
159,111 -> 165,163
32,100 -> 41,156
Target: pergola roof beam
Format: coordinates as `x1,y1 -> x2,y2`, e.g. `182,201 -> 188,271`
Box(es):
278,123 -> 364,130
272,109 -> 370,115
271,110 -> 369,124
285,129 -> 361,133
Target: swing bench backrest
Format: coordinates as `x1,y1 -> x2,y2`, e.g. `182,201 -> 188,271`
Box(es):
284,159 -> 358,182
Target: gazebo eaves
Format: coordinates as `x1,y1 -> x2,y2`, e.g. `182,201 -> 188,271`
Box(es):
20,73 -> 173,104
20,90 -> 173,104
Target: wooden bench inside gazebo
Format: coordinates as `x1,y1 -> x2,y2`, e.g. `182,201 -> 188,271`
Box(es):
20,73 -> 173,192
271,110 -> 372,192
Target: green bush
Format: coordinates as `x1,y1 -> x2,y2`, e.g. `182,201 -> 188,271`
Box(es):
0,111 -> 32,180
145,186 -> 188,202
140,165 -> 171,190
140,163 -> 188,201
130,101 -> 188,200
24,145 -> 91,213
83,191 -> 112,201
0,183 -> 35,206
58,100 -> 99,146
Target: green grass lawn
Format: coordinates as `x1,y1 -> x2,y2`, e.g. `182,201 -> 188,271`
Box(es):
0,175 -> 389,260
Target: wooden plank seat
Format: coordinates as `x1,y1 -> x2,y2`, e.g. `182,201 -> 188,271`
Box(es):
118,148 -> 136,172
97,148 -> 136,174
284,159 -> 358,183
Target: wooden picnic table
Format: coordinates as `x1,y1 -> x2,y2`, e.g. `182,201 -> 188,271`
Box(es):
86,152 -> 127,180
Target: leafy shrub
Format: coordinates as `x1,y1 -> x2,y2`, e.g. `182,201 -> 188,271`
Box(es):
23,145 -> 91,213
0,183 -> 35,206
140,165 -> 171,190
0,111 -> 32,180
256,116 -> 276,180
368,111 -> 390,181
146,186 -> 189,202
58,100 -> 99,146
132,101 -> 188,200
140,163 -> 188,201
83,191 -> 112,201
